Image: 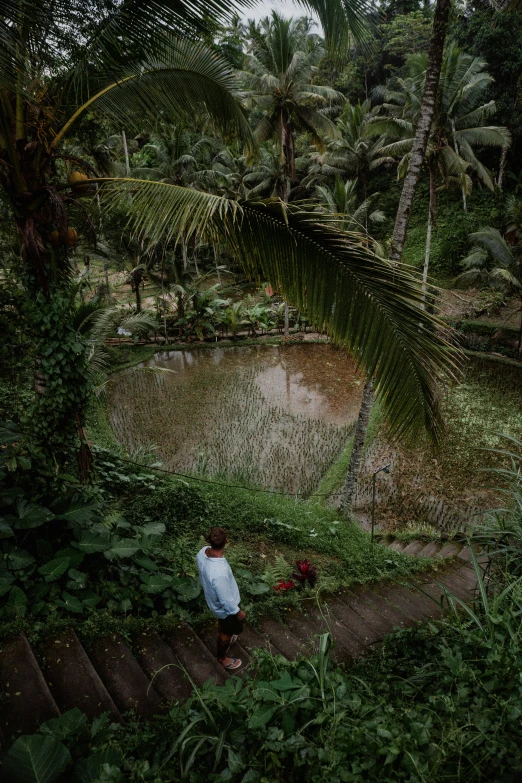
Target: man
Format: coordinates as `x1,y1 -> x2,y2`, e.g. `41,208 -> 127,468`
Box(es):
196,527 -> 245,670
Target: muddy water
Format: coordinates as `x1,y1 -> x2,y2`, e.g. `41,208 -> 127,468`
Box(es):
108,344 -> 363,494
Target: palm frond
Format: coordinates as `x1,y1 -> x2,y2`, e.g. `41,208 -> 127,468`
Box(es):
54,37 -> 252,150
99,178 -> 461,444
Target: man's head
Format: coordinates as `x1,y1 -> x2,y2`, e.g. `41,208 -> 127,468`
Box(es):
208,527 -> 227,551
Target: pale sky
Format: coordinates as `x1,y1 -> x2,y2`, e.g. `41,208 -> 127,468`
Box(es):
239,0 -> 320,25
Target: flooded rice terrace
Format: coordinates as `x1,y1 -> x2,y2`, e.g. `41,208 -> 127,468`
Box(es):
108,344 -> 363,494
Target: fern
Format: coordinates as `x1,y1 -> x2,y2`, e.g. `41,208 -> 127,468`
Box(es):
262,555 -> 291,586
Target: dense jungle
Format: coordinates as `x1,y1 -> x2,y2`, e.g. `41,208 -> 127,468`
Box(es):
1,0 -> 522,780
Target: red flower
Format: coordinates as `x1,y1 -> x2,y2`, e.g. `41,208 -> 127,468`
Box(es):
292,560 -> 318,587
273,579 -> 296,592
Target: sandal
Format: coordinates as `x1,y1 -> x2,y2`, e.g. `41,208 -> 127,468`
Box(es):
222,657 -> 242,670
229,634 -> 238,646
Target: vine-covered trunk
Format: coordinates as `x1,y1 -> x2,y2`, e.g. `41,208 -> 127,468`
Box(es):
280,113 -> 294,336
340,379 -> 374,510
390,0 -> 451,263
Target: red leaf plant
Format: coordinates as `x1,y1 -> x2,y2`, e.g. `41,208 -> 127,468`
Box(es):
292,560 -> 318,587
273,579 -> 296,592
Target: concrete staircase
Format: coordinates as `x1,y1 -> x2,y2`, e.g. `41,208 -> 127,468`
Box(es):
0,538 -> 483,744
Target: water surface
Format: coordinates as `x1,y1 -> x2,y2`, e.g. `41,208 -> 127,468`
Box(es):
108,344 -> 362,494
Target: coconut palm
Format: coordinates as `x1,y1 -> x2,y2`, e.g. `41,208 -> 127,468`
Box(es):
0,0 -> 461,481
373,44 -> 511,295
239,12 -> 345,201
459,223 -> 522,353
315,177 -> 385,233
307,100 -> 395,196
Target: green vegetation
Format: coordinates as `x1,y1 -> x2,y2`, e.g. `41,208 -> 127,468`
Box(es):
1,0 -> 522,779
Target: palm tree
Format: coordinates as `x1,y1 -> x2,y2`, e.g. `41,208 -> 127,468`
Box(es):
315,177 -> 385,233
340,0 -> 452,511
0,0 -> 460,482
374,44 -> 511,295
239,11 -> 344,333
308,100 -> 395,197
390,0 -> 452,263
239,12 -> 345,201
459,220 -> 522,353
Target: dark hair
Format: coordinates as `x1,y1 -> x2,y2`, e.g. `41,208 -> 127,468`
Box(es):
208,527 -> 227,550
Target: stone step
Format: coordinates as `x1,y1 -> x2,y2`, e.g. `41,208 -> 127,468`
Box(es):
370,584 -> 425,623
197,623 -> 253,676
0,634 -> 60,742
166,623 -> 228,686
386,539 -> 407,553
316,598 -> 379,655
355,587 -> 413,630
284,608 -> 351,664
237,622 -> 282,658
135,629 -> 192,703
379,582 -> 440,620
255,616 -> 303,660
336,588 -> 397,638
437,542 -> 464,559
401,540 -> 427,556
89,633 -> 163,717
44,629 -> 121,723
417,541 -> 443,558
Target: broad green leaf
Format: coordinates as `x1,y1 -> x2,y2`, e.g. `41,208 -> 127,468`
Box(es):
1,734 -> 71,783
6,586 -> 27,616
228,748 -> 245,774
73,531 -> 111,553
38,557 -> 70,582
0,422 -> 22,445
66,569 -> 88,589
9,549 -> 35,570
134,554 -> 159,572
56,592 -> 84,613
0,574 -> 15,596
248,705 -> 276,729
120,598 -> 132,612
105,537 -> 140,559
270,671 -> 302,691
173,580 -> 201,602
140,573 -> 172,594
245,582 -> 270,595
0,519 -> 14,538
53,547 -> 85,569
139,521 -> 165,536
40,709 -> 87,741
53,499 -> 99,525
9,499 -> 53,529
73,749 -> 123,783
77,590 -> 102,608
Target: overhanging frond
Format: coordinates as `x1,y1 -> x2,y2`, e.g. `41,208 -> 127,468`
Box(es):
98,178 -> 460,444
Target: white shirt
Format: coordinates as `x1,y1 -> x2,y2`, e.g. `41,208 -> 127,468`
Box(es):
196,546 -> 241,619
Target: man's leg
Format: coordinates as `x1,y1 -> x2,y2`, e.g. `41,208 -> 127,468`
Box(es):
217,619 -> 242,668
217,627 -> 232,662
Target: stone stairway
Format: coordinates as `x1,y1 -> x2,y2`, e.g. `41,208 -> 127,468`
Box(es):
0,538 -> 483,746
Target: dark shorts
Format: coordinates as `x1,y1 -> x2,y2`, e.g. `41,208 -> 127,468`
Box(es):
218,613 -> 243,636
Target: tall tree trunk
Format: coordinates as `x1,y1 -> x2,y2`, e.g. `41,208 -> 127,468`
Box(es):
122,129 -> 131,177
422,166 -> 436,306
497,146 -> 508,190
281,114 -> 294,338
451,119 -> 467,212
342,0 -> 451,514
340,379 -> 374,510
390,0 -> 451,263
518,301 -> 522,355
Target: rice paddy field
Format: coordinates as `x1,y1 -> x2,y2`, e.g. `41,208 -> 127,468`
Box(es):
108,344 -> 363,495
